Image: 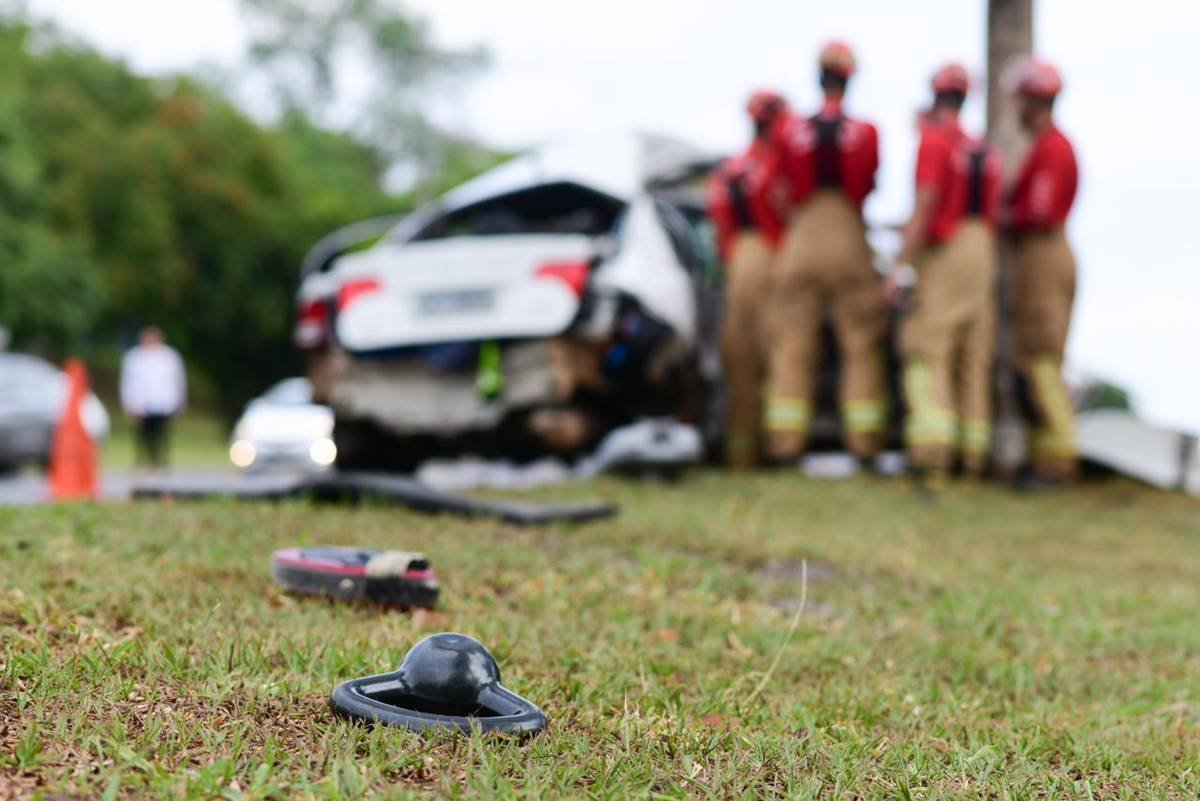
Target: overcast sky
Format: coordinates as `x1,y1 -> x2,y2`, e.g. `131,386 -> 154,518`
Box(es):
25,0 -> 1200,433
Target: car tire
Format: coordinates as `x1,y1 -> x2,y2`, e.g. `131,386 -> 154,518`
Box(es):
332,416 -> 379,472
333,416 -> 432,474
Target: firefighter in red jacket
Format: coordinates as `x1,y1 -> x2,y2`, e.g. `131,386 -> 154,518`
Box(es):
954,126 -> 1003,477
1004,57 -> 1080,486
709,90 -> 791,467
886,64 -> 1003,485
767,41 -> 886,464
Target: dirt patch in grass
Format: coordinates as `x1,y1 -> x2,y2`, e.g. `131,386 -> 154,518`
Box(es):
753,557 -> 837,584
765,597 -> 845,619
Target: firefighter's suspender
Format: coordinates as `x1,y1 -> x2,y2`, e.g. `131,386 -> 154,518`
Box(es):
812,114 -> 844,189
727,175 -> 755,231
966,148 -> 987,216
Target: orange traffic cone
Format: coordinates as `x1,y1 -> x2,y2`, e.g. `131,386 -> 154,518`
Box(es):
50,359 -> 98,501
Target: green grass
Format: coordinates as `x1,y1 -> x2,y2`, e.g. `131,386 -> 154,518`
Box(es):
2,474 -> 1198,799
101,414 -> 231,471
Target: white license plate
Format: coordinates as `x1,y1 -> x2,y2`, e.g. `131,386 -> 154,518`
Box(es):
417,289 -> 495,316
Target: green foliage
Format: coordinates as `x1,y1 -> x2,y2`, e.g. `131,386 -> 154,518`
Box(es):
1077,380 -> 1134,414
241,0 -> 491,186
0,227 -> 102,354
242,0 -> 487,111
0,13 -> 496,418
0,31 -> 106,355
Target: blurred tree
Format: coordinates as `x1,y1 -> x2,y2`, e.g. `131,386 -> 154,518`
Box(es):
0,17 -> 394,416
241,0 -> 486,109
0,21 -> 104,355
0,7 -> 503,417
240,0 -> 494,194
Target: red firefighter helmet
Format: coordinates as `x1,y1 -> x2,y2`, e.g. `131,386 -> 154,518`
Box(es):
746,89 -> 787,125
931,63 -> 970,94
1005,56 -> 1063,100
819,40 -> 856,78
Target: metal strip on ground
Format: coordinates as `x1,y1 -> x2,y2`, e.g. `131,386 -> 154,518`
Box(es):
130,471 -> 618,525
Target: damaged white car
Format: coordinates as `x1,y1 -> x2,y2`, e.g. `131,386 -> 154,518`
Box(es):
294,132 -> 719,470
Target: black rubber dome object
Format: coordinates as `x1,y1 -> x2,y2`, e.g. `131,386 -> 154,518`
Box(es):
330,633 -> 547,735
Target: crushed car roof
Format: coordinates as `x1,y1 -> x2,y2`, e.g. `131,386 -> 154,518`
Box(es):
301,131 -> 716,279
439,130 -> 717,212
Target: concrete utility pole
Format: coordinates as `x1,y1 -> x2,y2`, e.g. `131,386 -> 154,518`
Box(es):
986,0 -> 1034,472
987,0 -> 1034,174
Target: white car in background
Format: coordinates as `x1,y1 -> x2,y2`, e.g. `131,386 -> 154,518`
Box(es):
294,131 -> 721,471
229,378 -> 337,472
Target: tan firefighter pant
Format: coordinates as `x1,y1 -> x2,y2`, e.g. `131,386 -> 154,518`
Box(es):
766,190 -> 889,460
1011,226 -> 1078,479
722,232 -> 774,468
900,219 -> 997,474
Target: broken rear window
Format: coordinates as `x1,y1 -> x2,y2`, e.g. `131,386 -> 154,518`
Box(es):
411,182 -> 625,241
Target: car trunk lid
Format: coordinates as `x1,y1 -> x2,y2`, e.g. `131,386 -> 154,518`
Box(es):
332,234 -> 594,353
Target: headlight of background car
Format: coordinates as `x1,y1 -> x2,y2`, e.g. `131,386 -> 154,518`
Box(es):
230,439 -> 257,468
309,438 -> 337,467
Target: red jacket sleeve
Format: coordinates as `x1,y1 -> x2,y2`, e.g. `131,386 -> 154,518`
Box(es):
914,130 -> 950,193
1008,133 -> 1077,230
1018,159 -> 1059,228
843,118 -> 880,206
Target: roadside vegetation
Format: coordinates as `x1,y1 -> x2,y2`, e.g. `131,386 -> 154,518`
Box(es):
101,415 -> 231,471
0,4 -> 500,419
2,475 -> 1197,798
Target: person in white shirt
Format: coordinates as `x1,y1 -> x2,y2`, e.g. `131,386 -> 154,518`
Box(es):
120,326 -> 187,468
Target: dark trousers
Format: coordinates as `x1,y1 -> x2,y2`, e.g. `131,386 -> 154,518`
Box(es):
138,414 -> 172,468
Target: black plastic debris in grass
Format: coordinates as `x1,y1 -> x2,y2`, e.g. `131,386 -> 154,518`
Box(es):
131,471 -> 617,526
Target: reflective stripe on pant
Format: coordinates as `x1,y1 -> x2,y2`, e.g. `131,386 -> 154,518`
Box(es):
1012,226 -> 1078,479
900,219 -> 997,473
959,418 -> 992,476
721,232 -> 774,467
903,359 -> 956,471
765,396 -> 812,434
844,399 -> 887,442
1021,355 -> 1078,477
766,190 -> 889,460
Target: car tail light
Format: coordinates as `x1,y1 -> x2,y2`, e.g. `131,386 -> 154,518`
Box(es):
294,298 -> 330,350
337,277 -> 382,311
535,261 -> 590,297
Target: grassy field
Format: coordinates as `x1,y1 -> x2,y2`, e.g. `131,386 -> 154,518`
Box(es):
1,473 -> 1198,799
101,415 -> 231,471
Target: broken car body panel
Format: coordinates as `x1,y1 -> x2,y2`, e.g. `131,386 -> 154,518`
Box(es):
295,131 -> 717,466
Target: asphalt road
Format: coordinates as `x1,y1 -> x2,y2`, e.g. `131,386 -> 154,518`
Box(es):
0,454 -> 909,506
0,469 -> 238,506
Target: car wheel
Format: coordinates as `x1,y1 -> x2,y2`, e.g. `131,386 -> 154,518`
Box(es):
333,416 -> 431,474
333,417 -> 378,472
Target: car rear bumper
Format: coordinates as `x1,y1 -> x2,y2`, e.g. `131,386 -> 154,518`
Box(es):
325,341 -> 563,437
